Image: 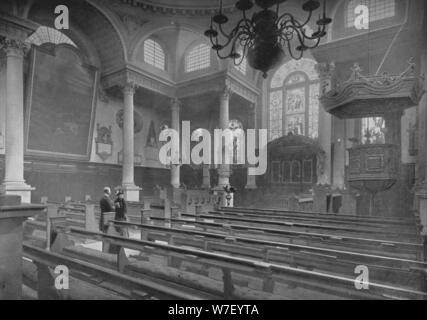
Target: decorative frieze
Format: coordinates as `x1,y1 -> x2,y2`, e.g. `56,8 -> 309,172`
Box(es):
176,72 -> 259,104
119,0 -> 235,16
102,67 -> 175,97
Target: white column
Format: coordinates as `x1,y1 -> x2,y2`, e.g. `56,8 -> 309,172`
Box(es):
121,82 -> 141,201
0,38 -> 33,203
171,99 -> 181,189
332,118 -> 346,189
217,86 -> 232,188
315,62 -> 334,186
246,104 -> 257,189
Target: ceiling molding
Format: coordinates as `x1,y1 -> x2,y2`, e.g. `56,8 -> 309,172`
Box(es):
119,0 -> 235,16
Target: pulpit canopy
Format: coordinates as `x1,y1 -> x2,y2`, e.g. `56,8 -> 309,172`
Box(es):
320,60 -> 425,119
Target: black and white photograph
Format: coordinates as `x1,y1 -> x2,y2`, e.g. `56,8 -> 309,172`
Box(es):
0,0 -> 426,308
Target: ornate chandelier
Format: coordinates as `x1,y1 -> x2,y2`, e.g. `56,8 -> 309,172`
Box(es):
205,0 -> 332,78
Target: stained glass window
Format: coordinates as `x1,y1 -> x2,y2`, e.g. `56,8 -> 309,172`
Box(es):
144,39 -> 166,70
185,44 -> 211,72
26,26 -> 76,47
269,91 -> 283,140
346,0 -> 396,28
269,58 -> 320,141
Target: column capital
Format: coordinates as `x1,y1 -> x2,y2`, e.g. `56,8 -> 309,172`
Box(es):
121,81 -> 138,96
220,84 -> 233,100
0,37 -> 30,58
170,98 -> 182,111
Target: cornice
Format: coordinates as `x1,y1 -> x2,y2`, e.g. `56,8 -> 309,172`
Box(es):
119,0 -> 235,16
102,65 -> 260,104
102,64 -> 176,97
0,11 -> 38,40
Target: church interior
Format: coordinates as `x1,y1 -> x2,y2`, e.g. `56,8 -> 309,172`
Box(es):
1,0 -> 427,300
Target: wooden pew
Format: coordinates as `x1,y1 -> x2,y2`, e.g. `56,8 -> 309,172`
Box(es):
211,209 -> 419,234
187,213 -> 421,242
57,202 -> 97,231
23,243 -> 218,300
112,220 -> 427,291
48,226 -> 427,300
25,207 -> 424,261
226,206 -> 417,224
145,216 -> 423,260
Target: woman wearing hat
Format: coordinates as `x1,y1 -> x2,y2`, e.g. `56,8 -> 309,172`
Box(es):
114,189 -> 128,237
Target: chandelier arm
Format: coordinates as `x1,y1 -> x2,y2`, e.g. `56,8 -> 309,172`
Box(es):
287,40 -> 304,60
291,24 -> 323,48
287,24 -> 322,50
278,11 -> 313,29
302,36 -> 322,49
281,23 -> 326,41
230,30 -> 252,57
217,18 -> 251,40
214,27 -> 242,50
216,30 -> 251,60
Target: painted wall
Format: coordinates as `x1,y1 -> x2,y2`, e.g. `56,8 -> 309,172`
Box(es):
89,95 -> 166,169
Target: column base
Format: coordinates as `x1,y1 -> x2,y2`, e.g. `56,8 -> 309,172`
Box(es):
1,182 -> 34,204
171,183 -> 181,190
122,184 -> 141,202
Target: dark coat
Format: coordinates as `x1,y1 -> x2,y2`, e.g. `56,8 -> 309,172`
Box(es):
99,194 -> 114,232
114,198 -> 127,221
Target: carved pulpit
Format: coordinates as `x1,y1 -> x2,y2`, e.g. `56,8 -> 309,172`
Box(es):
320,60 -> 425,217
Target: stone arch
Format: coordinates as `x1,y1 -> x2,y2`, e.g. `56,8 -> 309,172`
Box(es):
27,0 -> 127,74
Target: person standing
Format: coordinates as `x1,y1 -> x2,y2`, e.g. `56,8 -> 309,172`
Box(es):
114,189 -> 128,237
99,187 -> 114,233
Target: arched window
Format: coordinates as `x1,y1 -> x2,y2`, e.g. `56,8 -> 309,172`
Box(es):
185,43 -> 211,73
26,26 -> 76,47
143,39 -> 166,70
346,0 -> 396,28
269,58 -> 320,141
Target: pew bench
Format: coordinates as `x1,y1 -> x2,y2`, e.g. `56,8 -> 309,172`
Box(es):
146,216 -> 424,260
47,226 -> 427,300
113,220 -> 427,291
